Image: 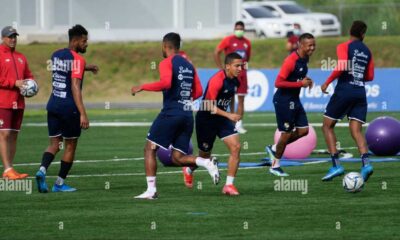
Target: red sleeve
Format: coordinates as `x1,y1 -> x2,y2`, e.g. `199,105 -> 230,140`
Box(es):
217,36 -> 230,51
71,52 -> 86,80
141,57 -> 172,91
191,69 -> 203,100
246,38 -> 251,62
275,56 -> 303,88
205,72 -> 224,100
324,42 -> 348,85
365,55 -> 374,81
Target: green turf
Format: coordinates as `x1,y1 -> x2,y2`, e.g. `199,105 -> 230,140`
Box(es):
1,110 -> 399,240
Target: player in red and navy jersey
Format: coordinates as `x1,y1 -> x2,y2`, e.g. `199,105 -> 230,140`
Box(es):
131,33 -> 219,200
35,25 -> 99,193
182,52 -> 243,195
214,21 -> 251,134
0,26 -> 35,179
321,21 -> 374,182
266,33 -> 315,177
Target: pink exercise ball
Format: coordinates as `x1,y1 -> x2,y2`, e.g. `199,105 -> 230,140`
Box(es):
273,125 -> 317,159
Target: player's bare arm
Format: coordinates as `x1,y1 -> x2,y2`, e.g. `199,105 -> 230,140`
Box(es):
71,78 -> 89,129
85,64 -> 99,74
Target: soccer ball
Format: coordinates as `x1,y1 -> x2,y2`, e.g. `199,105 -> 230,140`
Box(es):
20,79 -> 39,97
343,172 -> 364,193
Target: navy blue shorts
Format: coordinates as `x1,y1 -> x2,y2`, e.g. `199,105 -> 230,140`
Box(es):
273,98 -> 308,132
147,113 -> 193,154
324,91 -> 367,123
47,111 -> 81,139
195,112 -> 238,153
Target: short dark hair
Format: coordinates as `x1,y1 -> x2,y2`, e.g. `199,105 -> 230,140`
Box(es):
225,52 -> 242,65
235,21 -> 245,28
299,33 -> 314,42
163,32 -> 181,50
350,20 -> 367,38
68,24 -> 88,42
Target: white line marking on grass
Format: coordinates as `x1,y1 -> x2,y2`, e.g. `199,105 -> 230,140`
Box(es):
13,152 -> 268,166
26,166 -> 265,179
24,122 -> 368,127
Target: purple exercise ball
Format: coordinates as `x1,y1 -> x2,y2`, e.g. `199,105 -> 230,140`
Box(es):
365,116 -> 400,156
157,141 -> 193,166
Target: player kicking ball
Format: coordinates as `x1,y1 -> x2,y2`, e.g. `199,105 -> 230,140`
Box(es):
182,52 -> 243,196
131,32 -> 219,200
35,25 -> 99,193
266,33 -> 316,177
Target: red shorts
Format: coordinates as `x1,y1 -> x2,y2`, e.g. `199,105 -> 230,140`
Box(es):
236,69 -> 248,95
0,109 -> 24,131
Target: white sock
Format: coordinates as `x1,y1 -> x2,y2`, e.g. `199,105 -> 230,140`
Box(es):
226,176 -> 235,185
195,157 -> 210,167
272,158 -> 280,168
39,166 -> 46,174
272,144 -> 277,152
146,176 -> 157,193
4,167 -> 13,173
55,176 -> 64,186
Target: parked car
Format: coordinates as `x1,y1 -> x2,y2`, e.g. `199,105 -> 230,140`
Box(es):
242,2 -> 294,38
246,1 -> 341,37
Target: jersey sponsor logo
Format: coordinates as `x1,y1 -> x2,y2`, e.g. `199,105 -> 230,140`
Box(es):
53,89 -> 67,98
52,81 -> 67,89
17,57 -> 23,64
180,81 -> 192,88
244,70 -> 269,111
180,90 -> 191,97
0,119 -> 3,127
5,59 -> 10,62
52,72 -> 67,82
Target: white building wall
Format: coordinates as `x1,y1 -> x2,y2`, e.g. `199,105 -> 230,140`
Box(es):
0,0 -> 241,42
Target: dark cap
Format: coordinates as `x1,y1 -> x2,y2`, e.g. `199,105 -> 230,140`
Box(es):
1,26 -> 19,38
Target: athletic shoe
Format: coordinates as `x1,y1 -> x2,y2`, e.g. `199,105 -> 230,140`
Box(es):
321,166 -> 345,181
361,164 -> 373,182
206,157 -> 220,185
269,167 -> 289,177
52,183 -> 77,192
265,145 -> 276,163
222,184 -> 240,195
182,167 -> 193,188
134,191 -> 158,200
35,170 -> 48,193
2,168 -> 28,180
235,122 -> 247,134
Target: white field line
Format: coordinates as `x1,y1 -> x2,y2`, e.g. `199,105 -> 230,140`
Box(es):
13,152 -> 268,167
24,122 -> 368,127
26,166 -> 264,179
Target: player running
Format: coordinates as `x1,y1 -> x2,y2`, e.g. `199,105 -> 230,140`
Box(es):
266,33 -> 316,177
321,20 -> 374,182
0,26 -> 35,179
35,25 -> 99,193
131,32 -> 219,200
214,21 -> 251,134
183,52 -> 243,195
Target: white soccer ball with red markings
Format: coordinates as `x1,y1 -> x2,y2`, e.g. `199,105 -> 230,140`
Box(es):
20,79 -> 39,97
343,172 -> 364,193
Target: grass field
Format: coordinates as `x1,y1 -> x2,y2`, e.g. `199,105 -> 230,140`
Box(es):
1,109 -> 399,240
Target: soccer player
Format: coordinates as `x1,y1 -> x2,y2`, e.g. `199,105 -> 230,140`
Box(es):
131,32 -> 220,200
183,52 -> 243,195
35,25 -> 99,193
266,33 -> 315,176
321,20 -> 374,182
214,21 -> 251,134
0,26 -> 35,179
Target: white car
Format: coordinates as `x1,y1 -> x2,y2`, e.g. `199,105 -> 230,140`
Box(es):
247,1 -> 341,37
242,3 -> 294,38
